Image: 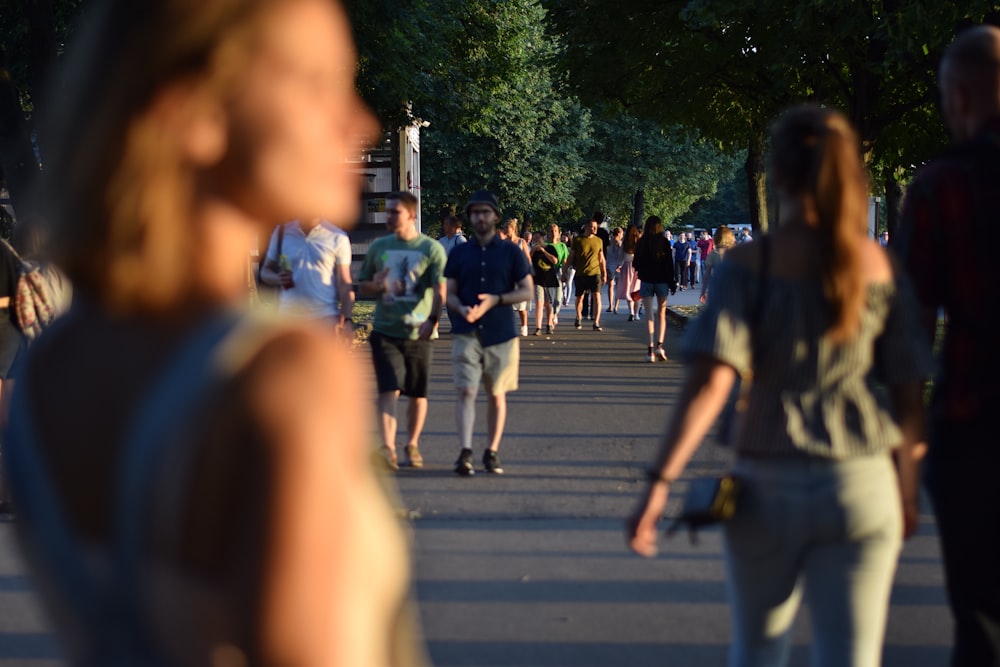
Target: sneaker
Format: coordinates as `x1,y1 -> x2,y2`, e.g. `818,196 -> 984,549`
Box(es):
647,347 -> 656,363
575,318 -> 582,329
482,450 -> 504,474
533,328 -> 542,336
628,314 -> 635,322
403,444 -> 424,469
655,345 -> 668,362
454,448 -> 475,476
592,323 -> 603,331
520,325 -> 528,337
553,314 -> 559,326
544,325 -> 552,335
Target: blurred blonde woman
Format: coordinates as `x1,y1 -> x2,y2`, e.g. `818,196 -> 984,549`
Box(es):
616,225 -> 642,320
503,218 -> 532,336
627,106 -> 930,666
700,225 -> 737,304
2,0 -> 427,665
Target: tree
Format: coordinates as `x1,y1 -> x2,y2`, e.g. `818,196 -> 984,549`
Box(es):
0,0 -> 87,217
548,0 -> 1000,235
576,109 -> 741,226
348,0 -> 595,228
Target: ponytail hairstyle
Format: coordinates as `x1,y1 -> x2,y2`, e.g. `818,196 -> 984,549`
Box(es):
770,106 -> 869,344
623,225 -> 641,254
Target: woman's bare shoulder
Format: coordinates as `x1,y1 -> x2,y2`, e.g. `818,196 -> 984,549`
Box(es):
858,238 -> 894,285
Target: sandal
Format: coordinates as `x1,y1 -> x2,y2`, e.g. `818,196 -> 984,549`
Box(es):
404,444 -> 424,469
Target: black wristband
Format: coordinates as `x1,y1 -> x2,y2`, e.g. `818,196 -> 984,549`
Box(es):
496,293 -> 504,305
428,315 -> 439,325
645,469 -> 675,484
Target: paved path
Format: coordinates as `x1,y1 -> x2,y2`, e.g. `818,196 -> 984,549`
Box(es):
396,296 -> 951,667
0,292 -> 952,666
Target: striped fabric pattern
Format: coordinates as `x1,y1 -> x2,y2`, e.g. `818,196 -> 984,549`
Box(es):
684,260 -> 932,459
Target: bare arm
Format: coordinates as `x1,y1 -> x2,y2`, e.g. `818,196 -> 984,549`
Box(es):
889,380 -> 927,539
417,281 -> 446,340
251,331 -> 408,665
335,264 -> 354,325
626,357 -> 738,557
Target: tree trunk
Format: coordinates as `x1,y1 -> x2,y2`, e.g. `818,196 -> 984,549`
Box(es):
745,131 -> 768,235
630,188 -> 644,228
884,172 -> 902,243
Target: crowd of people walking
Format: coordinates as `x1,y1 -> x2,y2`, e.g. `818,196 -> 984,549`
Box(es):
0,2 -> 996,664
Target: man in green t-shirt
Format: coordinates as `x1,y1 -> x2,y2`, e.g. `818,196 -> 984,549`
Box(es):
357,192 -> 447,471
564,219 -> 607,331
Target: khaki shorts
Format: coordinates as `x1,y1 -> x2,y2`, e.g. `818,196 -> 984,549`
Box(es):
451,334 -> 520,395
510,300 -> 528,312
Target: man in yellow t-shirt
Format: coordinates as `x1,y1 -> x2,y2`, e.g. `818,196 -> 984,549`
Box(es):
564,219 -> 607,331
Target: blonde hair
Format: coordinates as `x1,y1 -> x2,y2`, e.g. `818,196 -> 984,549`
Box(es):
36,0 -> 282,314
771,106 -> 869,343
713,226 -> 736,253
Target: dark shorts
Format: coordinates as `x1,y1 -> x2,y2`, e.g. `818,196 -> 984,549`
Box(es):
369,331 -> 433,397
573,273 -> 600,295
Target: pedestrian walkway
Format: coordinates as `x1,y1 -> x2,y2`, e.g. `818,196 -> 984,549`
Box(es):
0,299 -> 952,666
395,304 -> 951,667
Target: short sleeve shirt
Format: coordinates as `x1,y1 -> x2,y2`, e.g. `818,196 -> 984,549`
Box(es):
358,233 -> 447,340
571,235 -> 603,276
683,260 -> 932,459
445,235 -> 531,346
265,221 -> 352,319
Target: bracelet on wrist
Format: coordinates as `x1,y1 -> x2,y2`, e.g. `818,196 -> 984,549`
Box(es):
496,293 -> 504,305
645,469 -> 675,484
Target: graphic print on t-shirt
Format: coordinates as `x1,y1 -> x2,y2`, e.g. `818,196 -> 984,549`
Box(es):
380,249 -> 430,303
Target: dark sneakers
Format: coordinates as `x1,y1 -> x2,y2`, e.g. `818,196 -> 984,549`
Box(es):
483,450 -> 504,474
454,448 -> 475,476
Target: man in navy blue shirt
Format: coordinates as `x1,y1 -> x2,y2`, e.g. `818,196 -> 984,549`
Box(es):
445,190 -> 533,476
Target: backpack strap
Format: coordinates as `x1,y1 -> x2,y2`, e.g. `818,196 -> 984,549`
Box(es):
3,311 -> 244,664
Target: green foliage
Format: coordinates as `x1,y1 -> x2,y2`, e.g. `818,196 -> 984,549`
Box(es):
577,109 -> 742,224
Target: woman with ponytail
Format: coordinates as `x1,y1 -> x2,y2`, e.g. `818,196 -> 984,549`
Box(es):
627,106 -> 930,666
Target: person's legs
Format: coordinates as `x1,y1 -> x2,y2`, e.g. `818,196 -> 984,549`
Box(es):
607,278 -> 616,311
574,293 -> 585,325
592,290 -> 602,327
406,397 -> 427,450
656,293 -> 668,350
376,390 -> 400,462
925,420 -> 1000,667
643,296 -> 655,345
486,392 -> 506,452
801,456 -> 902,667
451,334 -> 484,475
535,285 -> 545,331
455,386 -> 477,451
725,459 -> 812,667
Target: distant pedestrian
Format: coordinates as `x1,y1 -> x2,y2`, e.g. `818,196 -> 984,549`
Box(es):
700,225 -> 737,304
674,232 -> 692,290
617,225 -> 642,321
357,192 -> 447,471
532,224 -> 565,335
439,214 -> 467,256
632,216 -> 676,362
605,227 -> 625,313
259,217 -> 355,331
503,218 -> 532,337
565,219 -> 607,330
445,190 -> 533,476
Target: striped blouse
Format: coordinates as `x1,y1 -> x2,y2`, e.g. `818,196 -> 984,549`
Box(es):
683,259 -> 932,459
